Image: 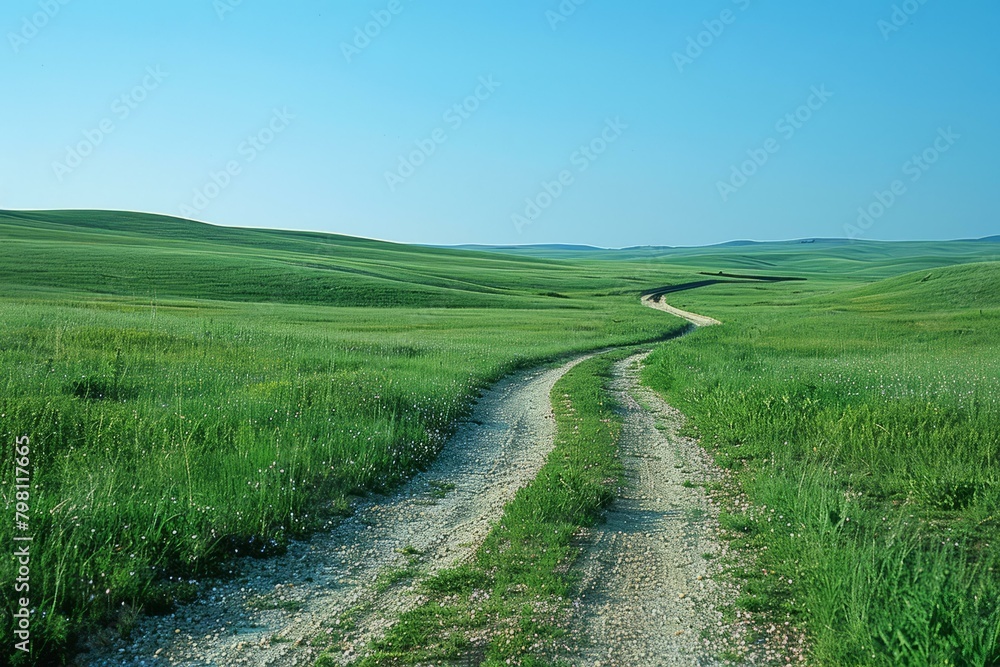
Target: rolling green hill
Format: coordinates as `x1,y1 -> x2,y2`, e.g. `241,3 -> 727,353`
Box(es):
0,210 -> 679,307
835,261 -> 1000,311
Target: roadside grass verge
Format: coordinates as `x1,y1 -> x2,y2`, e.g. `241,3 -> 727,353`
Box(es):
642,265 -> 1000,665
328,351 -> 630,666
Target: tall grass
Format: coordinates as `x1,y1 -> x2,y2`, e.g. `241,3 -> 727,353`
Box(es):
642,281 -> 1000,665
0,297 -> 682,665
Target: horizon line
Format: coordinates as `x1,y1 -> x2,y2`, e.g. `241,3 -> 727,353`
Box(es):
2,207 -> 997,250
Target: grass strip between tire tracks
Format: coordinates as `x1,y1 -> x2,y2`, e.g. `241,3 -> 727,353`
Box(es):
328,350 -> 632,666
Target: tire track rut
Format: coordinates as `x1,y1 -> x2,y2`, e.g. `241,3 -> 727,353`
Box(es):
566,352 -> 727,666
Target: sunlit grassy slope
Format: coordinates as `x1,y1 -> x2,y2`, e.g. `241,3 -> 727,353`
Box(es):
0,210 -> 681,306
834,261 -> 1000,310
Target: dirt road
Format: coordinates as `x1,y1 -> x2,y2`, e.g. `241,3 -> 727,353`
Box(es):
641,295 -> 722,327
81,355 -> 593,667
82,300 -> 725,666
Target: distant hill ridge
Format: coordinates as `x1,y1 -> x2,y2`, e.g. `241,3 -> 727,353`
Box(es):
442,236 -> 1000,254
2,210 -> 997,305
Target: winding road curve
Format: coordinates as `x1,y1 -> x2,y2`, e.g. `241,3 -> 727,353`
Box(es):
81,297 -> 724,666
642,295 -> 722,327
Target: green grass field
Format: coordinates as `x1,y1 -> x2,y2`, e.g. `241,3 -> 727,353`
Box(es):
2,209 -> 998,665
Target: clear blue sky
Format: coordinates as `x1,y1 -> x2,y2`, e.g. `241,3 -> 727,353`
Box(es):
2,1 -> 997,247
